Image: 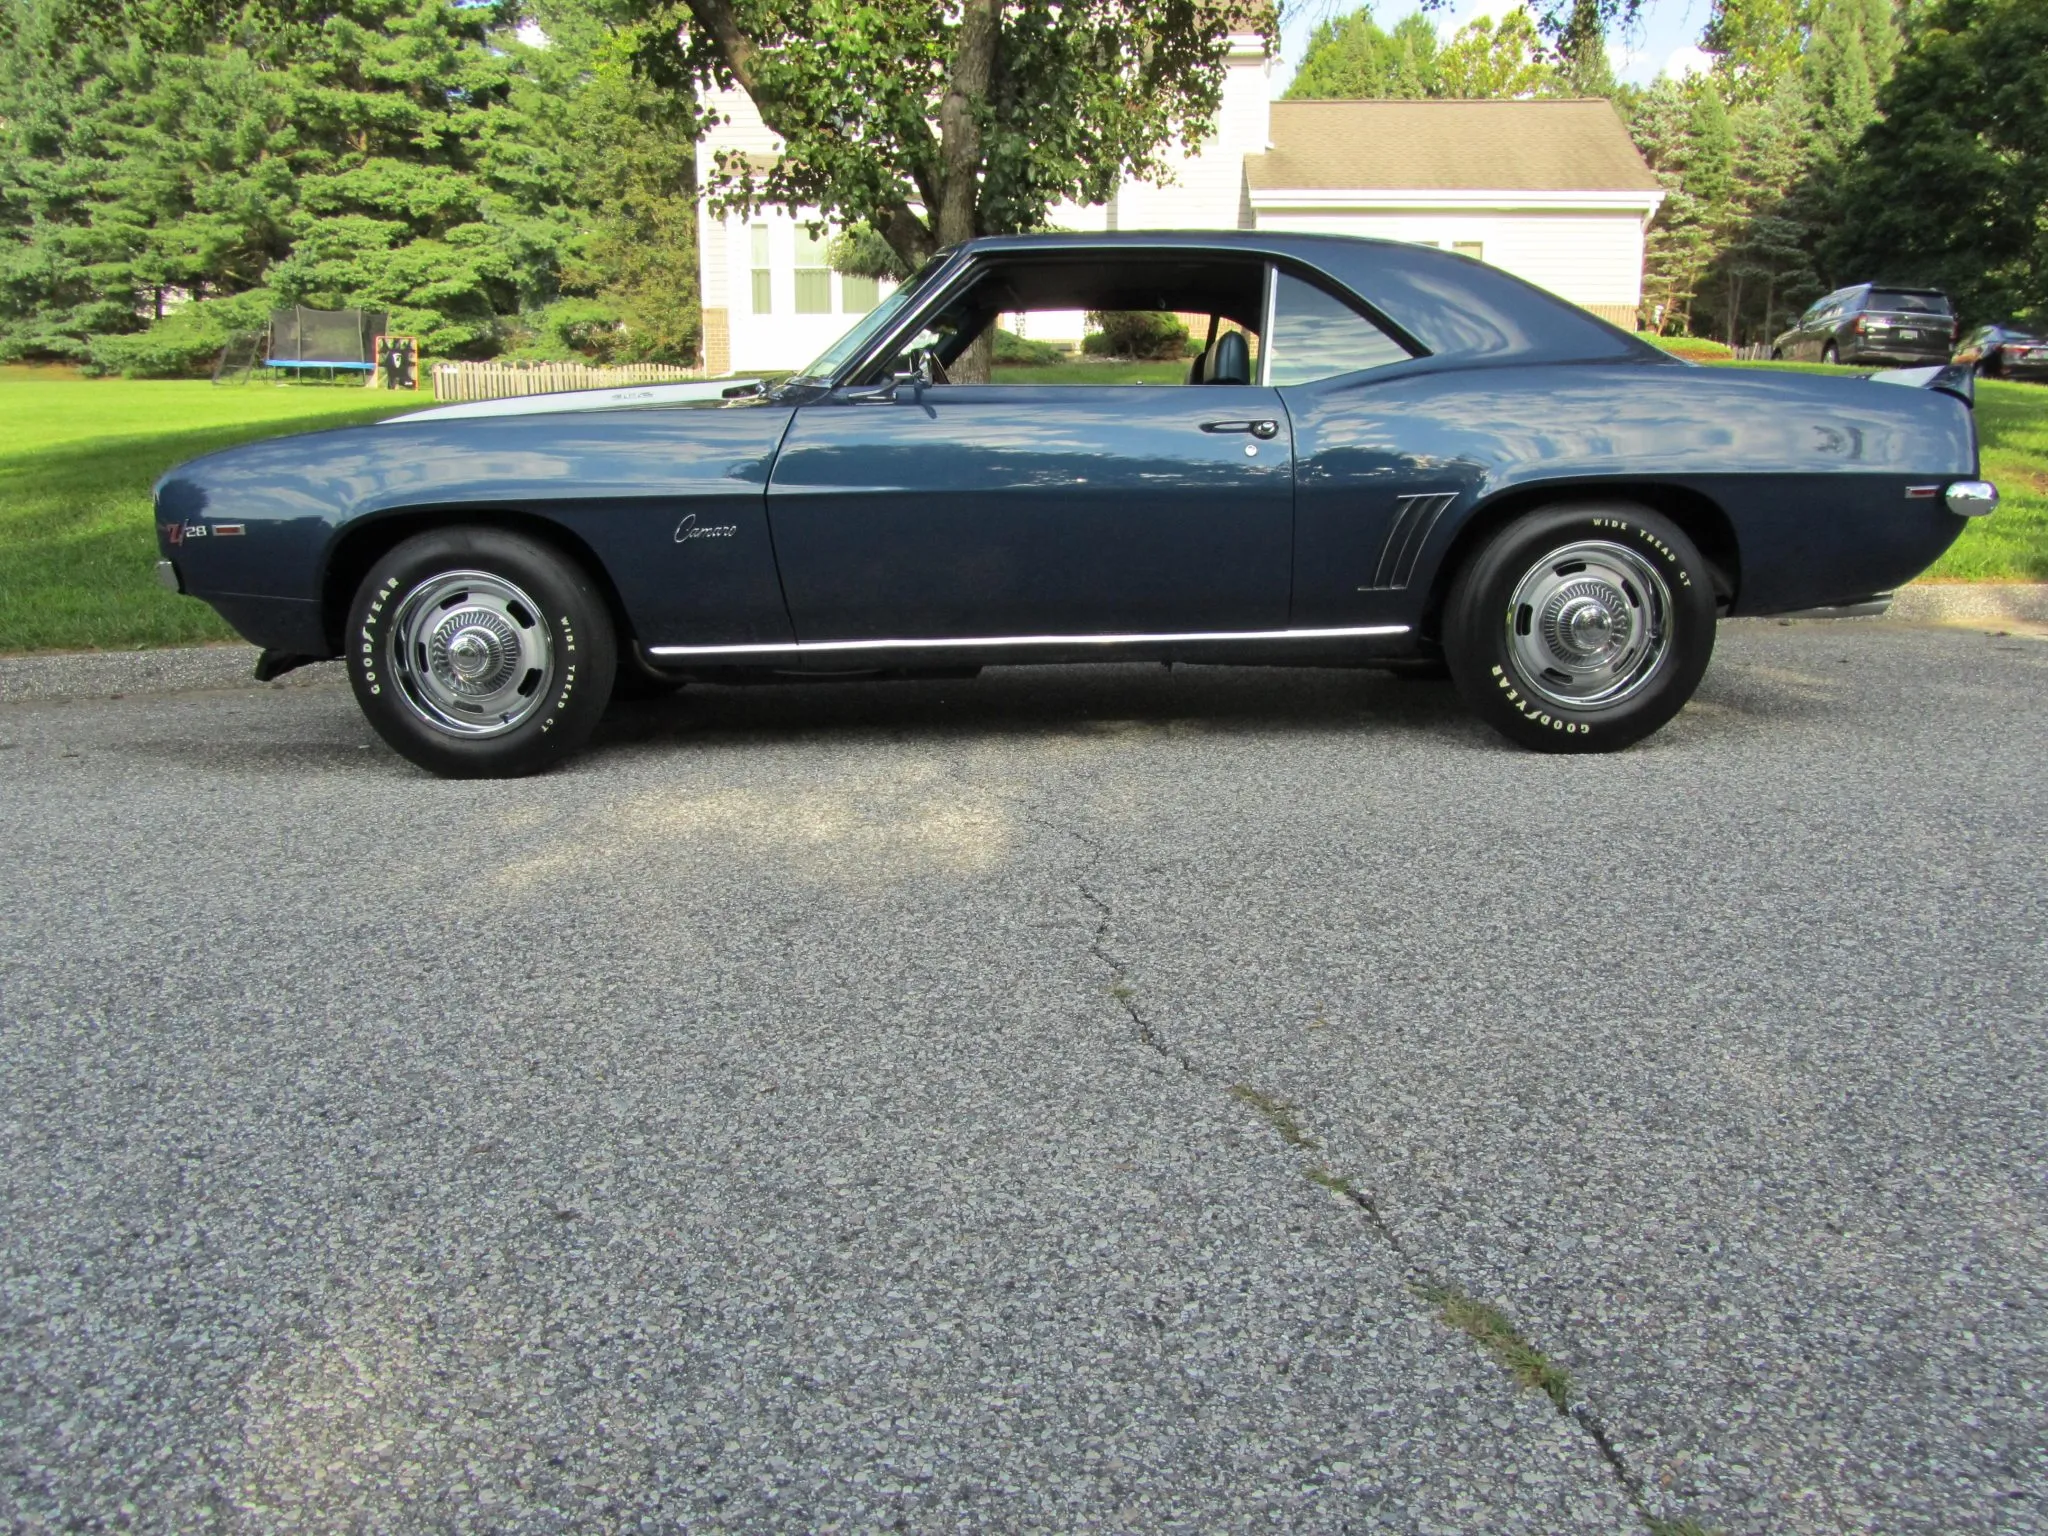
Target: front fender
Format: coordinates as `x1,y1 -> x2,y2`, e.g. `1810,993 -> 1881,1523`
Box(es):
153,400 -> 799,654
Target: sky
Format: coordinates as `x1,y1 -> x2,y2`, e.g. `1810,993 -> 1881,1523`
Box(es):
1272,0 -> 1718,92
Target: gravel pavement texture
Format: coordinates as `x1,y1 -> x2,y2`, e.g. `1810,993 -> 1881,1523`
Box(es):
1,619 -> 2042,1534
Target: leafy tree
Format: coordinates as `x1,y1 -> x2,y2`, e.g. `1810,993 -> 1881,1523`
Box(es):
1549,0 -> 1618,96
625,0 -> 1266,381
1704,0 -> 1804,104
1830,0 -> 2048,324
1285,8 -> 1442,99
1434,8 -> 1555,99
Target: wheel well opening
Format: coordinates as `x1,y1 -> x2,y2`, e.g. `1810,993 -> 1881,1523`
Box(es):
320,508 -> 636,656
1420,483 -> 1740,643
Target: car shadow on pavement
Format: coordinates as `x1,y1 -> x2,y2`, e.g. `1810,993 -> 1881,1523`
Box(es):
585,663 -> 1499,759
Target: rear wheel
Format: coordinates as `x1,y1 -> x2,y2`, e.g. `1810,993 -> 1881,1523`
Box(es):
1822,341 -> 1839,365
1442,506 -> 1718,754
347,527 -> 616,777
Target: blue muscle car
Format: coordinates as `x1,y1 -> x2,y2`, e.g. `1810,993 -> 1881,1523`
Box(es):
153,232 -> 1997,777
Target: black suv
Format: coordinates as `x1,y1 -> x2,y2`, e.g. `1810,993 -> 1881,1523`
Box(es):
1771,284 -> 1956,366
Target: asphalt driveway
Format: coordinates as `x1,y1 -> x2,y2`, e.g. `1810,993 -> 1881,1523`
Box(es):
2,619 -> 2043,1534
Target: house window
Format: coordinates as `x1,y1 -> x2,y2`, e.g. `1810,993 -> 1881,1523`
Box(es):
1452,241 -> 1484,262
794,226 -> 832,314
750,224 -> 772,314
842,273 -> 880,314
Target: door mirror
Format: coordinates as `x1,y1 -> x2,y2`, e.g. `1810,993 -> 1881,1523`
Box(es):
912,348 -> 937,388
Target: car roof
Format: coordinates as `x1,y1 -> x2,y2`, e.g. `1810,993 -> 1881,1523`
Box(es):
952,231 -> 1661,367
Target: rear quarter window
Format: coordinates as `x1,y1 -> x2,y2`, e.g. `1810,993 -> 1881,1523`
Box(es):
1265,270 -> 1412,385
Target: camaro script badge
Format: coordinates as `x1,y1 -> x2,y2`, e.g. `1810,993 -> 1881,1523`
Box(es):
674,513 -> 737,544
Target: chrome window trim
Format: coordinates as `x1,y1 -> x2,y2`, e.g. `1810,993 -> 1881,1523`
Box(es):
1258,262 -> 1278,387
649,624 -> 1410,659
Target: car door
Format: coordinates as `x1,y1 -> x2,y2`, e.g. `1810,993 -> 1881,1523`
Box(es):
1797,300 -> 1830,359
764,379 -> 1295,643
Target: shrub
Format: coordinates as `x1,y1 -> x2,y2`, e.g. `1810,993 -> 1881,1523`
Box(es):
501,298 -> 629,362
85,292 -> 278,378
1641,333 -> 1734,361
993,328 -> 1065,365
1083,310 -> 1190,360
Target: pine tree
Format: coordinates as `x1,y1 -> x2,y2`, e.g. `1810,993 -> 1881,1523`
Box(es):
0,0 -> 678,368
1621,77 -> 1708,332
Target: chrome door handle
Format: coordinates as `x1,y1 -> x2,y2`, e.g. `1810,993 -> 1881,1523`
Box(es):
1201,419 -> 1279,439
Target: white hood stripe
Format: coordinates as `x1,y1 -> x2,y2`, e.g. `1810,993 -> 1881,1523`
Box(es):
383,380 -> 762,424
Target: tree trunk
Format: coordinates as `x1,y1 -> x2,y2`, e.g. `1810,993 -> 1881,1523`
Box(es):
933,0 -> 1000,381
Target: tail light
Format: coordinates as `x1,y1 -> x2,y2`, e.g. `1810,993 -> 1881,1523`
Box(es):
1854,315 -> 1868,334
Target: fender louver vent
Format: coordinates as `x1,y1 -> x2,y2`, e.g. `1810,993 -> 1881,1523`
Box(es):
1363,493 -> 1457,591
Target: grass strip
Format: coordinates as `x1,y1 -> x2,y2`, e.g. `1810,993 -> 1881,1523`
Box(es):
1411,1278 -> 1576,1412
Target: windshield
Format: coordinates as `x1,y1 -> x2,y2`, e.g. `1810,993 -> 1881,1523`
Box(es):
793,252 -> 952,381
1870,289 -> 1951,315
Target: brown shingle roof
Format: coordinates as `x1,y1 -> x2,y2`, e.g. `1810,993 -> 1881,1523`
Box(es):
1245,99 -> 1660,194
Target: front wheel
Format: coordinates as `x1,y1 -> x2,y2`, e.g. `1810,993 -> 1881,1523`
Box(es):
1442,506 -> 1719,754
348,526 -> 616,777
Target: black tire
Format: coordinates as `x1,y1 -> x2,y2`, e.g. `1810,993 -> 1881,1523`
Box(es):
347,526 -> 616,777
1442,505 -> 1718,754
1822,342 -> 1839,365
1769,347 -> 1783,361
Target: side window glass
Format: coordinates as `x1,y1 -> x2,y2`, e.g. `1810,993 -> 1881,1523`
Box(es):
1265,270 -> 1411,386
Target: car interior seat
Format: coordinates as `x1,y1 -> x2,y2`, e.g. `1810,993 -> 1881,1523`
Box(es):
1200,329 -> 1252,385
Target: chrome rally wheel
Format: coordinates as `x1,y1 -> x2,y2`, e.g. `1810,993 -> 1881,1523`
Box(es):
1505,540 -> 1672,710
1443,505 -> 1718,754
389,570 -> 554,737
348,527 -> 616,777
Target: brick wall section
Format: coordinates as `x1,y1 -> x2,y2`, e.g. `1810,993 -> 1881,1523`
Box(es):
702,308 -> 731,375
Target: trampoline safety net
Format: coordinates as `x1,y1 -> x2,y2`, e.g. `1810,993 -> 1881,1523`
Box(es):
267,307 -> 389,369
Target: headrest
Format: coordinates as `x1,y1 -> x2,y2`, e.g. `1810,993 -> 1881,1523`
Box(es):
1202,329 -> 1251,385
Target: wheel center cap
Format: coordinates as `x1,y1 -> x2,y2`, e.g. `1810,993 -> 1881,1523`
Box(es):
1562,597 -> 1614,652
446,627 -> 498,681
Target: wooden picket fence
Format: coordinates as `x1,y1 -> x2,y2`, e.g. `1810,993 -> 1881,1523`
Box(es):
429,360 -> 702,403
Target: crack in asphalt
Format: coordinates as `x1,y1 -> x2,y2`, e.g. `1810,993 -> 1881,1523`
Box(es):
938,759 -> 1710,1533
1032,803 -> 1700,1536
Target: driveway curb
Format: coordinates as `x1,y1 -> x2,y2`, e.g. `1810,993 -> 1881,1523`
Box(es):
1885,582 -> 2048,626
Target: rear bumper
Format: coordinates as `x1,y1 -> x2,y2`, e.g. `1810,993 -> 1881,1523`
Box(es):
1843,344 -> 1953,366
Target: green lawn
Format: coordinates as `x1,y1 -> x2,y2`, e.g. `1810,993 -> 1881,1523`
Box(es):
0,362 -> 2040,654
991,358 -> 1190,385
0,371 -> 414,652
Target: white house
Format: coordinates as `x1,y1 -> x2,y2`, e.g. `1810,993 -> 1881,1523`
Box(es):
695,37 -> 1663,372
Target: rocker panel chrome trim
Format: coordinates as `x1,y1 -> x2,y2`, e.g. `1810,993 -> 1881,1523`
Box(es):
648,624 -> 1410,659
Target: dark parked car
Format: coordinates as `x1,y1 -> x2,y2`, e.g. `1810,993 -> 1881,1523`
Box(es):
154,232 -> 1996,777
1773,284 -> 1957,366
1954,322 -> 2048,382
